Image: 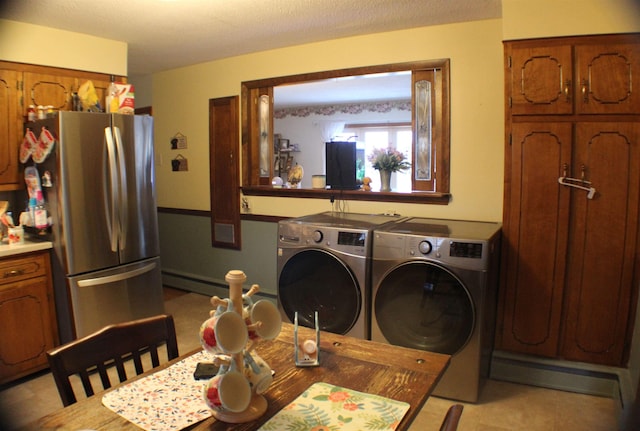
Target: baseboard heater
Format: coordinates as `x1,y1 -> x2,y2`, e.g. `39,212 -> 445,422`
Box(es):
161,269 -> 276,301
491,349 -> 626,419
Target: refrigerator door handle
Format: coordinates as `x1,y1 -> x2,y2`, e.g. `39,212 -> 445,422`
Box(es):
113,126 -> 128,251
76,261 -> 157,288
104,127 -> 120,252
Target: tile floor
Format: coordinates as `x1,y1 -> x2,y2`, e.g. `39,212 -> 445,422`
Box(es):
0,288 -> 619,430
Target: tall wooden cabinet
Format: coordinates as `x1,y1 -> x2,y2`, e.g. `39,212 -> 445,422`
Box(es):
497,34 -> 640,366
0,61 -> 120,191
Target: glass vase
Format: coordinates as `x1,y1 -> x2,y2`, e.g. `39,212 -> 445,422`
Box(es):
379,170 -> 392,192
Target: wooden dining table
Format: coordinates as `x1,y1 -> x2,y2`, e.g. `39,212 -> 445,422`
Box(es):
22,322 -> 450,431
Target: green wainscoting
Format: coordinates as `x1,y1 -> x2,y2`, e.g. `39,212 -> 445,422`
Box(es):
158,212 -> 278,298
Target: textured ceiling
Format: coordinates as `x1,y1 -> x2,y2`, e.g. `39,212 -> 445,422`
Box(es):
0,0 -> 501,75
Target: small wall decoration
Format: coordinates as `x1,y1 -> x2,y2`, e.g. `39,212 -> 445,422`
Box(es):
172,154 -> 189,171
170,132 -> 188,150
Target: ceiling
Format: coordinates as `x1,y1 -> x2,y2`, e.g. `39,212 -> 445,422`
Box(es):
274,71 -> 412,108
0,0 -> 501,76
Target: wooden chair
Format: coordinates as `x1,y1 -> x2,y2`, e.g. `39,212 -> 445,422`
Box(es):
439,404 -> 464,431
47,314 -> 179,406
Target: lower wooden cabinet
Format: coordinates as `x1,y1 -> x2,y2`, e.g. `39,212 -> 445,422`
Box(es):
497,120 -> 640,366
0,251 -> 59,384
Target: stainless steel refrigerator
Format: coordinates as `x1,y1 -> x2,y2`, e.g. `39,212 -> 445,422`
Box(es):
27,111 -> 164,343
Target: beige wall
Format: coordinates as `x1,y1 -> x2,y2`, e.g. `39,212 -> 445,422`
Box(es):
4,0 -> 638,223
153,19 -> 505,222
0,19 -> 127,75
153,0 -> 640,222
503,0 -> 640,40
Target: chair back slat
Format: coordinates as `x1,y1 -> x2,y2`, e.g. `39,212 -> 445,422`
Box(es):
97,363 -> 112,390
150,346 -> 160,368
132,351 -> 144,375
79,371 -> 93,400
114,357 -> 128,382
47,314 -> 179,407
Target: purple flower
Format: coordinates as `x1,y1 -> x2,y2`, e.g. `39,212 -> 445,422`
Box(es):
367,147 -> 410,172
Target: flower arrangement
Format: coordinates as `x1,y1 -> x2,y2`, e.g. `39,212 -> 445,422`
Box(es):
367,147 -> 410,172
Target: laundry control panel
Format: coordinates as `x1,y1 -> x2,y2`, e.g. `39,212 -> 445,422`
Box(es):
449,241 -> 483,259
337,231 -> 366,247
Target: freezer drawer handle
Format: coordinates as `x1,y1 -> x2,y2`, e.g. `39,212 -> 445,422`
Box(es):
77,262 -> 157,288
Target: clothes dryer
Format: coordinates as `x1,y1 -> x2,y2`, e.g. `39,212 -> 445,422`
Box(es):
277,211 -> 402,339
371,217 -> 501,402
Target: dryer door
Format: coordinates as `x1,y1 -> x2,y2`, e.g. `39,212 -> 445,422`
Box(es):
278,249 -> 361,335
374,261 -> 474,355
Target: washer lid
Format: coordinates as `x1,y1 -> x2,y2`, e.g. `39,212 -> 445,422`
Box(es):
378,217 -> 501,241
282,211 -> 403,230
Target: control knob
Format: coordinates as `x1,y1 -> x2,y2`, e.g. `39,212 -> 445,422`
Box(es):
312,230 -> 323,243
418,240 -> 432,255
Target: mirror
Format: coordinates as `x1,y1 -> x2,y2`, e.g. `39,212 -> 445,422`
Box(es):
273,72 -> 413,191
241,60 -> 450,203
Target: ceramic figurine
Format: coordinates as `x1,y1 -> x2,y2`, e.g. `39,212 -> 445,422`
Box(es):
362,176 -> 372,191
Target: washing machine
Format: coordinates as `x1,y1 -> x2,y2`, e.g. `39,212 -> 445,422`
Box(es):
277,211 -> 402,339
371,217 -> 501,402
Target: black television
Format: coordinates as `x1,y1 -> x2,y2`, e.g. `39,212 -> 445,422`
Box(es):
325,141 -> 359,190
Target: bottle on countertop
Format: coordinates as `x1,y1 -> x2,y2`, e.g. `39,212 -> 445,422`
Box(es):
28,197 -> 37,227
27,105 -> 37,122
105,75 -> 118,113
72,92 -> 82,111
34,205 -> 47,229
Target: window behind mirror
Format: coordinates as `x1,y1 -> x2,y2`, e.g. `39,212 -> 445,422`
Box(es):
338,124 -> 413,193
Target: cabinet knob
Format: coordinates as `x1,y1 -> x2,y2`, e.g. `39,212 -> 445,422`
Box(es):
564,80 -> 572,103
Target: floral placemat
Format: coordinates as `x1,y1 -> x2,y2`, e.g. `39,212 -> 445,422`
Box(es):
258,382 -> 410,431
101,350 -> 212,431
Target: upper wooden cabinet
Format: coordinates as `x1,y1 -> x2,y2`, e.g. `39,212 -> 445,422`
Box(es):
0,69 -> 21,189
0,61 -> 121,191
508,34 -> 640,116
23,72 -> 113,114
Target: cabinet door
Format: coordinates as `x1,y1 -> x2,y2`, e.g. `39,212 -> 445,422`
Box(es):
562,122 -> 640,365
210,96 -> 241,249
0,69 -> 21,188
499,122 -> 573,357
23,71 -> 116,115
508,44 -> 573,115
0,276 -> 58,383
23,71 -> 77,111
576,43 -> 640,114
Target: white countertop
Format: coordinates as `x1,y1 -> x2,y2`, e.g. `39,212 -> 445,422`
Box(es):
0,240 -> 53,258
